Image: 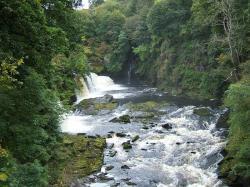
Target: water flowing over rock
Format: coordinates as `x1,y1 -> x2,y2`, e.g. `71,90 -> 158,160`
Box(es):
61,85 -> 227,186
75,72 -> 126,103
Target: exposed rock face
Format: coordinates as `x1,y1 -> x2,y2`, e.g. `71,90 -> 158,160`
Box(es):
75,94 -> 117,115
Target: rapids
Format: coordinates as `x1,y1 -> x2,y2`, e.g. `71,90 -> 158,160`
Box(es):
61,73 -> 227,187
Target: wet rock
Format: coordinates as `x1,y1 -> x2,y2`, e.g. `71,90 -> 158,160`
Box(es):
75,94 -> 117,115
111,183 -> 120,187
122,178 -> 131,182
69,95 -> 77,105
141,148 -> 147,151
108,131 -> 115,134
176,142 -> 181,145
191,151 -> 196,154
162,123 -> 172,130
216,109 -> 229,128
101,94 -> 114,103
97,173 -> 114,181
116,132 -> 127,137
122,141 -> 132,150
134,112 -> 155,119
193,107 -> 212,116
142,125 -> 149,130
107,134 -> 113,138
110,115 -> 131,124
132,135 -> 140,142
126,181 -> 137,186
155,130 -> 164,134
107,143 -> 114,149
77,133 -> 86,136
106,165 -> 114,171
109,150 -> 117,157
121,165 -> 130,169
87,135 -> 96,139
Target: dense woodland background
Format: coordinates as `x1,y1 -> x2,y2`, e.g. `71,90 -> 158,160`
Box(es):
0,0 -> 249,186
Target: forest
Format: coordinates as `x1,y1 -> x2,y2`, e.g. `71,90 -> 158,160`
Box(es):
0,0 -> 249,186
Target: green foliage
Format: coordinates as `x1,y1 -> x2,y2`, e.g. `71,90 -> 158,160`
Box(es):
147,0 -> 192,39
10,160 -> 48,187
221,77 -> 250,183
0,0 -> 91,186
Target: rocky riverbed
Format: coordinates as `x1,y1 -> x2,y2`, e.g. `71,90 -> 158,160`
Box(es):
61,86 -> 228,187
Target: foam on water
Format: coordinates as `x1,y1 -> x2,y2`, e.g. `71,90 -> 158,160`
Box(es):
76,72 -> 128,102
62,79 -> 227,186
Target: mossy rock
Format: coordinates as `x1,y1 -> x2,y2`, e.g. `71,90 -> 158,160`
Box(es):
94,102 -> 118,111
75,95 -> 118,115
110,115 -> 131,124
132,135 -> 140,142
122,141 -> 132,150
193,107 -> 212,116
49,135 -> 106,186
127,101 -> 158,112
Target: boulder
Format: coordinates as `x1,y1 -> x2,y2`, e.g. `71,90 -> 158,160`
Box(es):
122,141 -> 132,150
109,150 -> 117,157
162,123 -> 172,130
110,115 -> 131,124
121,165 -> 130,169
75,94 -> 117,114
132,135 -> 140,142
193,107 -> 212,116
116,133 -> 127,137
106,165 -> 114,171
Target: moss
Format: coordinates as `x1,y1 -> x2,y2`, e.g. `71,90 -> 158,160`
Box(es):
49,135 -> 106,187
193,108 -> 211,116
127,101 -> 159,112
94,102 -> 117,111
110,115 -> 131,123
122,142 -> 132,150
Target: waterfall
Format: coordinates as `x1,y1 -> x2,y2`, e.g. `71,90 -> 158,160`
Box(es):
75,72 -> 125,103
75,76 -> 90,102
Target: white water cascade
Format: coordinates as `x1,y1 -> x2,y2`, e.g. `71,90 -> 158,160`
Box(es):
75,72 -> 126,102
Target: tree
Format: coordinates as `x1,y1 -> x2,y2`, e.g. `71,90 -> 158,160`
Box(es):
89,0 -> 104,8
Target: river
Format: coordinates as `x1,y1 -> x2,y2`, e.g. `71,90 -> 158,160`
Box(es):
61,73 -> 227,187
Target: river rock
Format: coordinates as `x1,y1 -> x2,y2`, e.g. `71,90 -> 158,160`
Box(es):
121,165 -> 130,169
122,141 -> 132,150
110,115 -> 131,123
106,165 -> 114,171
75,94 -> 117,114
97,173 -> 114,181
116,132 -> 127,137
126,181 -> 137,186
109,150 -> 117,157
132,135 -> 140,142
142,125 -> 149,130
216,109 -> 229,128
193,107 -> 212,116
107,143 -> 114,149
162,123 -> 173,130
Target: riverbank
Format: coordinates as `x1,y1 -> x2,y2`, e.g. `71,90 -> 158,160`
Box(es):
49,134 -> 106,187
